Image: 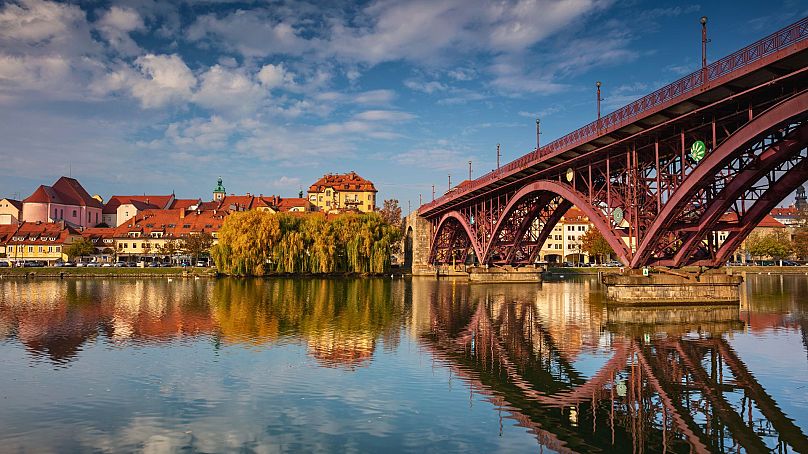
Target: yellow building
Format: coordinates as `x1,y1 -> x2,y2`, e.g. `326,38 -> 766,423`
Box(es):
0,198 -> 22,225
307,172 -> 377,213
5,222 -> 81,265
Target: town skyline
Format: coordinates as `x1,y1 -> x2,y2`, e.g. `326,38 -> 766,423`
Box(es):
2,0 -> 807,208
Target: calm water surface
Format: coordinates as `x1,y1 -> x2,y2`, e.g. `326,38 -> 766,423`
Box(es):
0,275 -> 806,453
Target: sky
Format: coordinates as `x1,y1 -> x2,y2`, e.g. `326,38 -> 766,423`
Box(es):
0,0 -> 806,211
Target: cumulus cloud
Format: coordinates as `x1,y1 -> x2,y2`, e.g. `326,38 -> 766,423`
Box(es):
257,63 -> 295,89
131,54 -> 196,108
186,10 -> 311,58
404,79 -> 448,94
96,6 -> 145,56
193,65 -> 266,114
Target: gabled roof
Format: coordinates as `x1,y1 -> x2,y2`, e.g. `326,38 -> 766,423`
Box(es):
6,221 -> 80,245
720,213 -> 785,228
169,199 -> 201,210
278,198 -> 312,211
771,207 -> 799,217
103,195 -> 175,214
23,177 -> 102,208
308,172 -> 377,193
1,198 -> 22,211
114,208 -> 228,238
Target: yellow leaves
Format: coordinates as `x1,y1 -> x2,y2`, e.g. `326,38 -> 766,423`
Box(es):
213,211 -> 400,276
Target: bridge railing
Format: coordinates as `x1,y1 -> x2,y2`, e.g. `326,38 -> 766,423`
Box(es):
419,16 -> 808,214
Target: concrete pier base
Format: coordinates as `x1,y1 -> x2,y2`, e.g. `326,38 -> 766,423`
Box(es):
467,266 -> 543,283
602,272 -> 743,304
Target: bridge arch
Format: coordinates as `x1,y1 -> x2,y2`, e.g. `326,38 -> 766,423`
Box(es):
428,211 -> 483,265
632,90 -> 808,267
483,181 -> 631,265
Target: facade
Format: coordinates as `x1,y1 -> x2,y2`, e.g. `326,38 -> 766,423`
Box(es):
4,222 -> 81,265
103,195 -> 176,227
0,198 -> 22,225
213,177 -> 226,202
307,172 -> 377,213
22,177 -> 103,229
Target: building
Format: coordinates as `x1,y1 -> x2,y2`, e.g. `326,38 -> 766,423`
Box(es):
0,198 -> 22,225
213,177 -> 226,202
0,224 -> 19,258
307,172 -> 377,213
796,185 -> 807,211
112,208 -> 227,262
102,195 -> 176,227
22,177 -> 103,229
4,221 -> 81,265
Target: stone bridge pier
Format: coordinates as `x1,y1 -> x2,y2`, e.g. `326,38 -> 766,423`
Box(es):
403,211 -> 434,276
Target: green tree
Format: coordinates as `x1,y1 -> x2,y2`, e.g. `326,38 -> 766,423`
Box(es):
64,237 -> 95,261
579,228 -> 613,264
746,231 -> 793,262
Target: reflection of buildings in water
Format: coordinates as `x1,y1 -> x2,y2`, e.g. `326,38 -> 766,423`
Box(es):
307,330 -> 376,369
532,279 -> 606,360
421,289 -> 808,453
0,278 -> 406,368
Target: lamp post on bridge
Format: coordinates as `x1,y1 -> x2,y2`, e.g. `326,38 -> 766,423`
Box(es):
701,16 -> 709,81
432,184 -> 435,201
596,81 -> 603,127
448,174 -> 452,190
468,161 -> 472,180
496,143 -> 501,169
536,118 -> 541,150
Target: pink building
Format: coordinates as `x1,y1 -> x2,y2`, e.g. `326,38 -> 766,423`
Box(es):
22,177 -> 103,229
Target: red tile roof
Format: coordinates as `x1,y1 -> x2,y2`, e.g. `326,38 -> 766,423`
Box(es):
169,199 -> 201,210
23,177 -> 102,208
6,222 -> 80,245
771,207 -> 799,217
563,207 -> 588,223
308,172 -> 377,193
278,198 -> 312,211
103,195 -> 174,214
115,208 -> 227,238
720,213 -> 785,228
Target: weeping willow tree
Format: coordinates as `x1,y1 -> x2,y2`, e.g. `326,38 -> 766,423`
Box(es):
211,211 -> 401,276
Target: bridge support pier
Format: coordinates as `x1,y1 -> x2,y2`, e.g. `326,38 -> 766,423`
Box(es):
602,271 -> 743,305
467,266 -> 543,283
404,211 -> 435,275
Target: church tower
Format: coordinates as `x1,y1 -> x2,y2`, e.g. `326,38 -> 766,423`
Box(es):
796,185 -> 807,210
213,177 -> 226,202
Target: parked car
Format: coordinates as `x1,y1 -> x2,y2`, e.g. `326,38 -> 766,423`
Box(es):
86,262 -> 100,267
781,260 -> 800,266
127,262 -> 138,267
0,261 -> 9,267
148,262 -> 160,267
604,261 -> 623,267
114,262 -> 127,267
102,263 -> 112,267
62,262 -> 75,267
23,261 -> 45,267
195,261 -> 207,267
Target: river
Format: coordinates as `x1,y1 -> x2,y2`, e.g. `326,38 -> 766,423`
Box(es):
0,275 -> 806,453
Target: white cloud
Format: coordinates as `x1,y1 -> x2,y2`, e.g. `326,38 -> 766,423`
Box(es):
131,54 -> 196,108
404,79 -> 448,94
96,6 -> 145,56
272,176 -> 301,188
0,0 -> 97,57
193,65 -> 266,114
257,63 -> 295,89
186,10 -> 311,58
394,146 -> 474,171
353,110 -> 415,122
163,116 -> 237,150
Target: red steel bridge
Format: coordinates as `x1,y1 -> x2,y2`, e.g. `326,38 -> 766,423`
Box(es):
419,17 -> 808,269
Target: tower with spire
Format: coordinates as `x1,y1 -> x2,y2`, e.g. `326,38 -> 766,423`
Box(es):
796,185 -> 807,210
213,177 -> 226,202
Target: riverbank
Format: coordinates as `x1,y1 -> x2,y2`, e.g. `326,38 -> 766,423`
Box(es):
0,267 -> 216,278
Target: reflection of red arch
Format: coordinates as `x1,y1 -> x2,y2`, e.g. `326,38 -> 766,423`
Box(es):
429,211 -> 483,263
633,90 -> 808,267
483,181 -> 631,265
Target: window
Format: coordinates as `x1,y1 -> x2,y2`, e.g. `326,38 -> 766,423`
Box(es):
72,210 -> 77,217
87,213 -> 90,222
48,246 -> 52,252
54,208 -> 57,218
38,246 -> 44,253
28,246 -> 34,253
132,243 -> 137,248
95,213 -> 98,223
183,224 -> 190,228
368,195 -> 372,200
55,246 -> 60,252
8,246 -> 13,253
567,226 -> 573,231
60,209 -> 63,218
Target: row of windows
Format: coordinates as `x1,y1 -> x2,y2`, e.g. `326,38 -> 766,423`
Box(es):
7,245 -> 61,253
52,208 -> 99,224
566,225 -> 587,232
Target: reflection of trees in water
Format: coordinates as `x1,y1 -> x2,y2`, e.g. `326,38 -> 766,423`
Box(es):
0,278 -> 406,369
421,283 -> 808,453
210,278 -> 406,368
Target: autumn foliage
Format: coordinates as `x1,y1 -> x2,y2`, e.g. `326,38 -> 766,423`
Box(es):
211,211 -> 402,276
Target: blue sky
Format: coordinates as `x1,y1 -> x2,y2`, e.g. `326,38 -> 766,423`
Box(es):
0,0 -> 806,210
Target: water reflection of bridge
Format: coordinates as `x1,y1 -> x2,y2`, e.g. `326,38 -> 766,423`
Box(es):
420,284 -> 808,453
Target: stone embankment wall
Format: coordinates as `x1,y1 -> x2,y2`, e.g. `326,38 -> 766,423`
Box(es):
602,272 -> 743,304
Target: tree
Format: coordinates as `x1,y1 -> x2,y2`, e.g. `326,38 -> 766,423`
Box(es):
792,227 -> 808,261
64,237 -> 95,261
579,228 -> 613,264
379,199 -> 402,227
746,231 -> 793,262
179,233 -> 214,264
